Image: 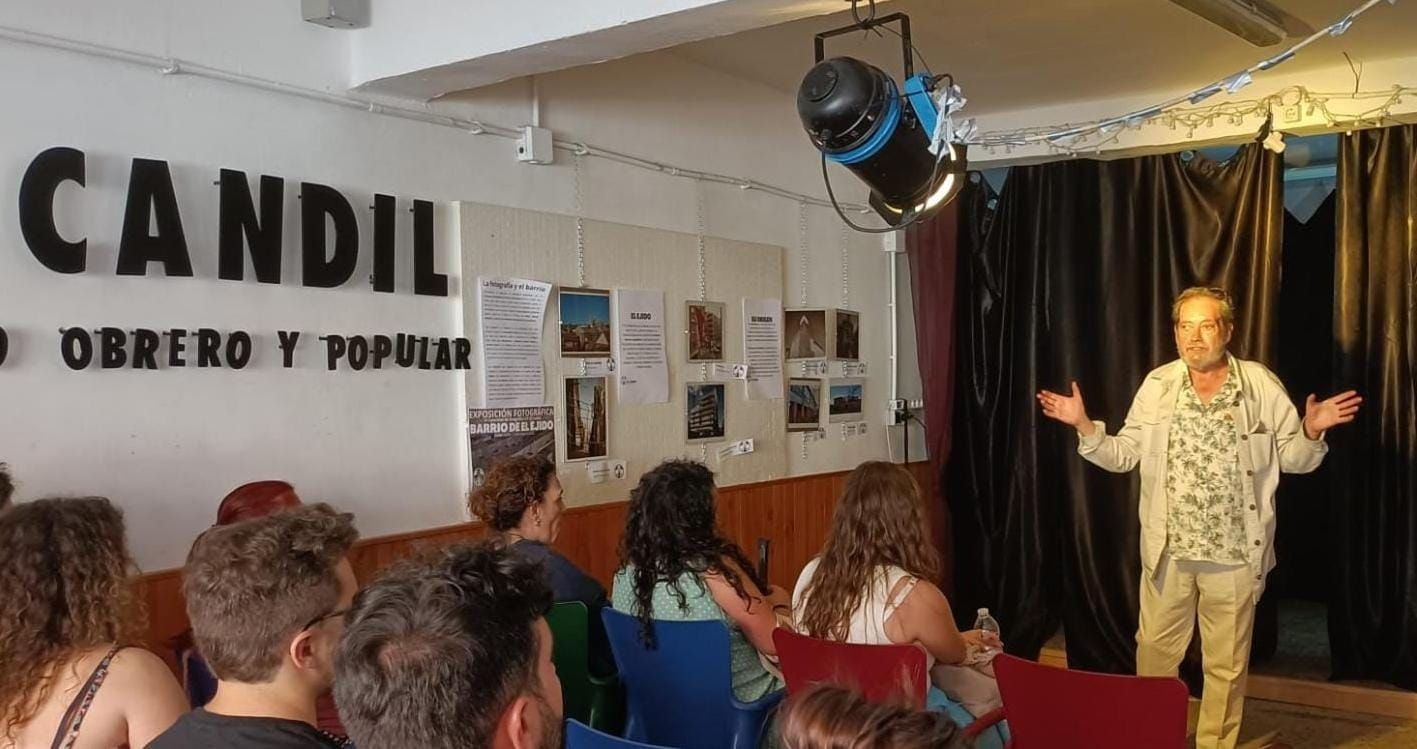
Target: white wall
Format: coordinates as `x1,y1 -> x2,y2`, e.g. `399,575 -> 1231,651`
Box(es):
0,1 -> 912,570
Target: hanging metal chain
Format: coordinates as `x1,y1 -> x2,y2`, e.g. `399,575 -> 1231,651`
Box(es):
797,202 -> 808,308
839,222 -> 850,309
574,150 -> 586,288
696,180 -> 709,382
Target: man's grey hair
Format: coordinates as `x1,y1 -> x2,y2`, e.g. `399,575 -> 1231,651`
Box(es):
1172,287 -> 1235,326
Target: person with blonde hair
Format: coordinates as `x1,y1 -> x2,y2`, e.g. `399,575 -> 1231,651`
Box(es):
794,462 -> 1002,721
1038,286 -> 1362,749
0,497 -> 188,748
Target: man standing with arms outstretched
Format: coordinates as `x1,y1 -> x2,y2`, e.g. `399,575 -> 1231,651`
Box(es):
1037,287 -> 1362,749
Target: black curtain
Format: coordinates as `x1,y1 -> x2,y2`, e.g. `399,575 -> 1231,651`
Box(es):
1330,125 -> 1417,690
949,145 -> 1284,673
1251,191 -> 1338,663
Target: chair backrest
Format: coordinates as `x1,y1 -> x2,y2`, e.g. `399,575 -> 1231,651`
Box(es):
179,648 -> 218,708
546,601 -> 595,723
566,719 -> 669,749
772,628 -> 929,709
993,654 -> 1189,749
601,608 -> 737,749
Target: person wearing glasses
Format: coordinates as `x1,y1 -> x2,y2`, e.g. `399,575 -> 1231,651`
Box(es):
149,503 -> 360,748
1037,286 -> 1362,749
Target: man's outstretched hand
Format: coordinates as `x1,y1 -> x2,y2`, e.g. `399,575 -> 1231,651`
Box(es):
1037,381 -> 1095,436
1303,390 -> 1362,439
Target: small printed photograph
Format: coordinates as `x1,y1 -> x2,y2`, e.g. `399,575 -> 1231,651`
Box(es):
833,309 -> 860,361
564,376 -> 609,461
686,300 -> 726,362
686,382 -> 727,443
785,308 -> 828,360
787,378 -> 823,431
560,288 -> 613,357
828,379 -> 865,423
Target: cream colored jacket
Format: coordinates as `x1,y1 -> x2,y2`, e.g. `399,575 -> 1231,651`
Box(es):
1077,357 -> 1327,597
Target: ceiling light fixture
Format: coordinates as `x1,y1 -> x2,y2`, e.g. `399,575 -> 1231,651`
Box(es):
1168,0 -> 1288,46
796,6 -> 967,232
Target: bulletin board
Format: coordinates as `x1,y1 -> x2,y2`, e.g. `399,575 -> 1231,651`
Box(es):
459,202 -> 788,508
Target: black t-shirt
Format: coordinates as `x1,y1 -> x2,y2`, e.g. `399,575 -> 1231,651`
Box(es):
148,708 -> 349,749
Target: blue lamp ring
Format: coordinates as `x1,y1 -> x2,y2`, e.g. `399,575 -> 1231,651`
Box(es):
826,85 -> 902,166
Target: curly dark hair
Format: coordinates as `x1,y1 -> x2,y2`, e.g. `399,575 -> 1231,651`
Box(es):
618,459 -> 765,647
0,497 -> 143,740
468,457 -> 557,533
0,463 -> 14,511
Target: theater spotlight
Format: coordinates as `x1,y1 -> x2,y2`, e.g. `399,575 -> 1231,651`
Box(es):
797,9 -> 967,232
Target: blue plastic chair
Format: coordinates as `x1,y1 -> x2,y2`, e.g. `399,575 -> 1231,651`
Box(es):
566,719 -> 671,749
601,608 -> 783,749
178,648 -> 218,708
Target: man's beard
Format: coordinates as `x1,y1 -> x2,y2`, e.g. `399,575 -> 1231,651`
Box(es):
535,693 -> 564,749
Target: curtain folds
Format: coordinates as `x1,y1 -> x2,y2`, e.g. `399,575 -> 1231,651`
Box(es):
1330,125 -> 1417,689
947,146 -> 1284,673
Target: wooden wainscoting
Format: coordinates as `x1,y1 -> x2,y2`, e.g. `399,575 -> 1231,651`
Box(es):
138,461 -> 939,666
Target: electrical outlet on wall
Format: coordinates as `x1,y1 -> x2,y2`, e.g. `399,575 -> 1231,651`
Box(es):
1282,104 -> 1301,123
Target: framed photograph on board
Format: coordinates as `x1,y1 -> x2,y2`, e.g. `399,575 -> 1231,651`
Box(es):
833,309 -> 860,361
827,379 -> 865,423
686,382 -> 727,443
784,308 -> 828,360
560,288 -> 613,357
787,378 -> 823,431
563,376 -> 609,461
686,300 -> 726,362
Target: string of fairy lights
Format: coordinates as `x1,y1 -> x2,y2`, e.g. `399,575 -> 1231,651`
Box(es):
961,0 -> 1404,155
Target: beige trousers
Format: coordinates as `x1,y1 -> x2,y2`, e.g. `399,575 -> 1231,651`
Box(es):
1136,555 -> 1255,749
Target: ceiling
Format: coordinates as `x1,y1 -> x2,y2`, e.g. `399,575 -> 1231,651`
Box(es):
668,0 -> 1417,115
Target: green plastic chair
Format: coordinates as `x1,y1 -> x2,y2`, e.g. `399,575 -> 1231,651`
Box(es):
546,601 -> 624,734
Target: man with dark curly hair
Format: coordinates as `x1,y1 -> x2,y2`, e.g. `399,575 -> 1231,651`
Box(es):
334,542 -> 563,749
150,503 -> 359,748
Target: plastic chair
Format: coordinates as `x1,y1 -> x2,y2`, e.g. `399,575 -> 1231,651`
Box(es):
602,608 -> 784,749
566,719 -> 671,749
546,601 -> 624,734
772,627 -> 929,707
965,654 -> 1189,748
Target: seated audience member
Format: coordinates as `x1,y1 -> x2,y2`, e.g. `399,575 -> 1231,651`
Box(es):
611,459 -> 788,702
334,542 -> 563,749
779,683 -> 971,749
149,503 -> 359,748
0,497 -> 188,747
470,456 -> 614,676
215,479 -> 303,525
0,462 -> 13,512
794,462 -> 1003,717
172,480 -> 334,720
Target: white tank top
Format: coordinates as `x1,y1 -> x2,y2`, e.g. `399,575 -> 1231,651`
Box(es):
792,558 -> 932,668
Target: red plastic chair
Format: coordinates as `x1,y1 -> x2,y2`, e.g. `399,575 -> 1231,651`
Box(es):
966,654 -> 1189,748
772,628 -> 929,708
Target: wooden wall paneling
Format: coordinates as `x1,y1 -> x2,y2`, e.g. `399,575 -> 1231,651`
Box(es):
137,463 -> 939,669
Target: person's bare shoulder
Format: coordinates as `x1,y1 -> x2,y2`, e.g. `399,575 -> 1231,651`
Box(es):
106,647 -> 181,691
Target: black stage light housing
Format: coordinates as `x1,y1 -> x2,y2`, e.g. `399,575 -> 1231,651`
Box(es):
797,12 -> 966,230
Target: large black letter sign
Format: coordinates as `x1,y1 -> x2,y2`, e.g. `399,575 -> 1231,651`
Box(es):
19,147 -> 87,274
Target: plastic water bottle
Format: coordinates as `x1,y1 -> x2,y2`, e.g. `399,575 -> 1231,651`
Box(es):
974,608 -> 1001,655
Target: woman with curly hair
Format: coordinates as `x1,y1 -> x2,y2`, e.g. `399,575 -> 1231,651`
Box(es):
470,456 -> 614,676
793,462 -> 1003,723
0,496 -> 187,747
611,459 -> 788,702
